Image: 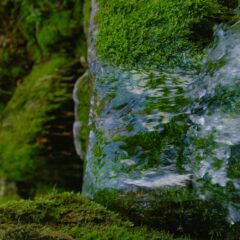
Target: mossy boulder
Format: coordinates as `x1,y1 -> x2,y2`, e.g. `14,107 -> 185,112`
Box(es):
0,192 -> 187,240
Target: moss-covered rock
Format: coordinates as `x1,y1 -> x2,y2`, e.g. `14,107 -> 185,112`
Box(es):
0,56 -> 84,198
18,0 -> 86,62
0,192 -> 187,240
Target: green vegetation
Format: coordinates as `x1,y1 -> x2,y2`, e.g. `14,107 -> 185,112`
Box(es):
96,0 -> 238,69
0,192 -> 187,240
0,0 -> 89,197
0,0 -> 87,108
94,188 -> 240,239
0,1 -> 32,106
0,57 -> 68,183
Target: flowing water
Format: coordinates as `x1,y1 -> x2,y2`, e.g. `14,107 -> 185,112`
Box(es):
73,2 -> 240,233
185,22 -> 240,223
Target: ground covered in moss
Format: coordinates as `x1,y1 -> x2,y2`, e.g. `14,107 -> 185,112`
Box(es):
0,193 -> 188,240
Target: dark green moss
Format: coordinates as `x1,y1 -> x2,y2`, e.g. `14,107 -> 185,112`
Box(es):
0,193 -> 187,240
95,0 -> 238,69
93,188 -> 240,239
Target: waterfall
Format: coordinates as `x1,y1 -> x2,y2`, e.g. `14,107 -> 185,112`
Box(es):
73,0 -> 240,228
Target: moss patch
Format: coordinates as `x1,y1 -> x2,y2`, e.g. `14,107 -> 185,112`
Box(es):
93,188 -> 240,239
0,56 -> 67,183
95,0 -> 238,69
0,192 -> 187,240
0,0 -> 90,198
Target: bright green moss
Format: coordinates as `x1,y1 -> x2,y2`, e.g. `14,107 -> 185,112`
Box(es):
95,0 -> 236,69
0,193 -> 187,240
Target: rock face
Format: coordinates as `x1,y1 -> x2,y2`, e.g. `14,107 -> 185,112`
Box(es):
77,0 -> 240,238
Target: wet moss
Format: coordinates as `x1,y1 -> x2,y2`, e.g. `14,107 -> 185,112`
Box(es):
95,0 -> 238,69
93,188 -> 240,239
0,193 -> 186,240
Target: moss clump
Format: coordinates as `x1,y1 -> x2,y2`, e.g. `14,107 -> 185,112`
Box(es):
93,188 -> 239,239
95,0 -> 238,69
0,192 -> 186,240
0,0 -> 89,199
0,57 -> 84,197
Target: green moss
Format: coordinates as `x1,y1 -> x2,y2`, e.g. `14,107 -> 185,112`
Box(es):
95,0 -> 237,69
0,0 -> 89,198
0,193 -> 186,240
93,188 -> 239,239
0,56 -> 74,183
